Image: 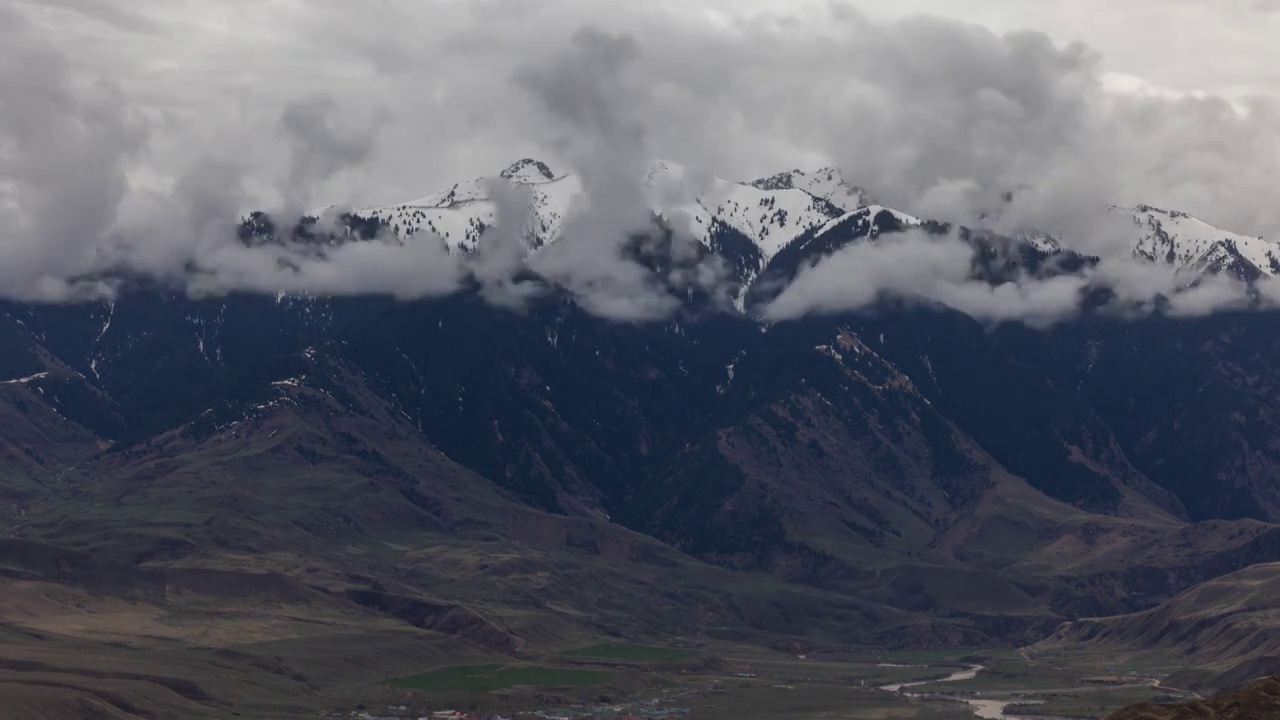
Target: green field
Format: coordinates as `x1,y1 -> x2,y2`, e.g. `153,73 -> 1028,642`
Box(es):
868,650 -> 980,666
564,643 -> 694,662
1001,685 -> 1166,719
682,682 -> 929,720
390,664 -> 614,694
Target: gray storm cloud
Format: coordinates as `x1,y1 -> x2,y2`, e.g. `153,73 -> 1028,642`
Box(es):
277,96 -> 389,219
1,0 -> 1277,324
0,6 -> 146,300
513,27 -> 682,321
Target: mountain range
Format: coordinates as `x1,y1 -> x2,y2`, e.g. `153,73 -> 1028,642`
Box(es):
346,158 -> 1280,289
6,158 -> 1280,716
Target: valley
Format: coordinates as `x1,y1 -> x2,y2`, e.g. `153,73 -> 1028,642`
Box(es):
0,613 -> 1192,720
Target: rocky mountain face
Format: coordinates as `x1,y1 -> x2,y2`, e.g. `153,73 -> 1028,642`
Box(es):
5,159 -> 1280,663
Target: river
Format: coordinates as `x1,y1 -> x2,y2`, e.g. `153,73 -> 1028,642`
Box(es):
877,665 -> 1049,720
878,664 -> 984,693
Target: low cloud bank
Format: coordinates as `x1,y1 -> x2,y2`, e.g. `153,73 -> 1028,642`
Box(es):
764,230 -> 1263,326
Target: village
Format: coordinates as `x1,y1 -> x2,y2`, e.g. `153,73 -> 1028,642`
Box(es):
325,686 -> 699,720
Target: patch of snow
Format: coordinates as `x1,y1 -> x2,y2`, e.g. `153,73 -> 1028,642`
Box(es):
89,302 -> 114,377
717,358 -> 740,396
1,372 -> 49,385
814,344 -> 844,363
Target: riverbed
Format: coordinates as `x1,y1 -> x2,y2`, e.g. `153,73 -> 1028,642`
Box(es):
878,664 -> 983,693
878,665 -> 1052,720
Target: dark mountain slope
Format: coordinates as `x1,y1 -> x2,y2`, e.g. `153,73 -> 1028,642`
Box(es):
5,285 -> 1280,607
5,212 -> 1280,685
334,293 -> 743,515
4,340 -> 995,651
996,314 -> 1280,523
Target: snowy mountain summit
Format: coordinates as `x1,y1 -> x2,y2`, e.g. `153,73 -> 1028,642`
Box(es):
1112,204 -> 1280,279
499,158 -> 558,184
357,158 -> 881,265
352,159 -> 1280,297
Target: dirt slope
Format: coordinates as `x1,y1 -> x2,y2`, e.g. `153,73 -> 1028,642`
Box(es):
1106,676 -> 1280,719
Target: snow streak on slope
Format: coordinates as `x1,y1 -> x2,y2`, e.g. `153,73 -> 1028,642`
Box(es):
810,205 -> 922,238
1115,204 -> 1280,278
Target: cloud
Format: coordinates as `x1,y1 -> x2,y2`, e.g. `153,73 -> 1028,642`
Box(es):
1,0 -> 1279,326
185,227 -> 463,301
765,229 -> 1262,325
764,231 -> 1086,326
467,180 -> 546,310
277,96 -> 388,217
510,26 -> 729,320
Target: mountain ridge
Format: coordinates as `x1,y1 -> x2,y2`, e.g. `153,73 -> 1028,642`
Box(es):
342,158 -> 1280,294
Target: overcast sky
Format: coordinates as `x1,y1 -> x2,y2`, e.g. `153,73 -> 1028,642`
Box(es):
3,0 -> 1279,314
11,0 -> 1278,203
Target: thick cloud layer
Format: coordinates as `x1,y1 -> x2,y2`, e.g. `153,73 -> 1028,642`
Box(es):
2,1 -> 1278,323
765,230 -> 1257,326
515,27 -> 690,320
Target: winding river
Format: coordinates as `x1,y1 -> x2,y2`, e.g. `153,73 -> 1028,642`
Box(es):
878,664 -> 984,693
878,665 -> 1049,720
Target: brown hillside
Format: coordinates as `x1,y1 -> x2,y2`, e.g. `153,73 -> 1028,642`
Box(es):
1106,676 -> 1280,719
1039,563 -> 1280,676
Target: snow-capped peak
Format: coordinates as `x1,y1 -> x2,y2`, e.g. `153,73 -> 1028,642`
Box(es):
500,158 -> 558,184
334,155 -> 1280,289
358,159 -> 854,264
1111,204 -> 1280,279
295,158 -> 1280,319
356,161 -> 580,250
749,167 -> 869,212
640,158 -> 848,264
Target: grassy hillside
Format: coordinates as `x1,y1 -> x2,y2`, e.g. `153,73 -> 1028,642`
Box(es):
1040,563 -> 1280,687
